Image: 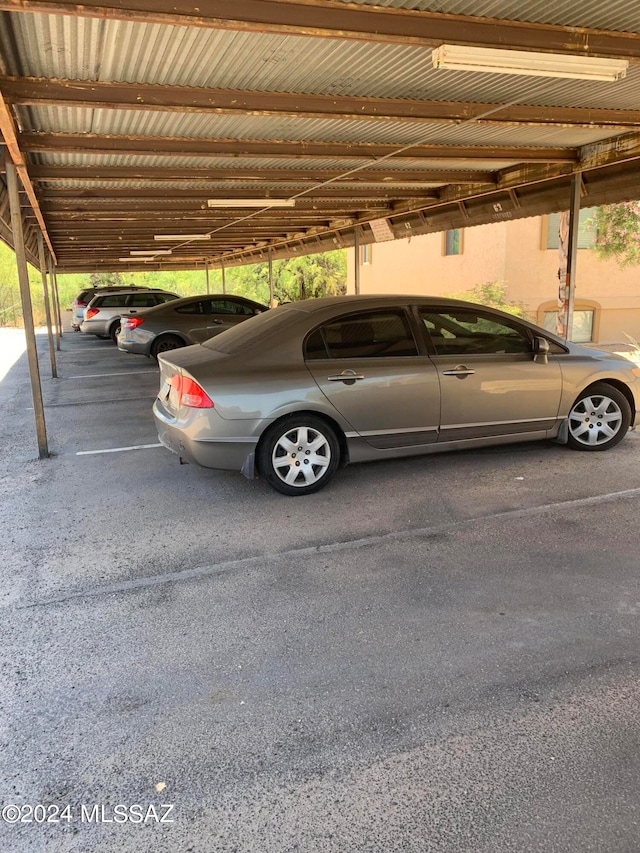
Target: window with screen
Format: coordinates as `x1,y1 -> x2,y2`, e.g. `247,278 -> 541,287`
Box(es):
543,309 -> 594,343
421,308 -> 532,355
305,311 -> 418,360
444,229 -> 462,256
545,208 -> 598,249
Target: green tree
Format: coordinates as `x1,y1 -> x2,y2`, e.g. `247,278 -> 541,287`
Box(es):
89,271 -> 125,288
589,202 -> 640,267
444,280 -> 529,318
218,250 -> 347,304
0,240 -> 45,326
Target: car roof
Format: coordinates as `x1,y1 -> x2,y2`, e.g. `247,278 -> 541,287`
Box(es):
156,293 -> 267,308
91,288 -> 177,298
201,293 -> 568,360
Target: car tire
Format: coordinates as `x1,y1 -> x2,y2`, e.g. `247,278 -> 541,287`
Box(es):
151,334 -> 185,360
109,321 -> 121,343
567,382 -> 631,451
257,415 -> 341,496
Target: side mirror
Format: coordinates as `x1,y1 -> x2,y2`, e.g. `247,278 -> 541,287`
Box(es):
533,336 -> 549,364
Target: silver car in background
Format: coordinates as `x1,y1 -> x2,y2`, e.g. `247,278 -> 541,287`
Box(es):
117,294 -> 267,359
81,288 -> 180,342
153,295 -> 640,496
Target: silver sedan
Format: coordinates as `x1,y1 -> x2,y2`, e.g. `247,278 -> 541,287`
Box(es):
153,295 -> 640,495
117,293 -> 267,358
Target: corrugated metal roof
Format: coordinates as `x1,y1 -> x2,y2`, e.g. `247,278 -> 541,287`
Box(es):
4,14 -> 639,110
2,1 -> 639,270
27,152 -> 517,172
17,106 -> 612,149
336,0 -> 640,32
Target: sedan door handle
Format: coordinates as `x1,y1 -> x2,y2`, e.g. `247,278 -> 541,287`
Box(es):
327,370 -> 365,383
442,365 -> 476,378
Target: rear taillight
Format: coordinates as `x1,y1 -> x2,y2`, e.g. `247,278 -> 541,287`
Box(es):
170,375 -> 214,408
77,300 -> 87,307
86,307 -> 99,319
124,317 -> 144,330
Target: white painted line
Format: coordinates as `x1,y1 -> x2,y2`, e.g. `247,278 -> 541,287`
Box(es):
66,370 -> 157,379
76,443 -> 162,456
18,484 -> 640,608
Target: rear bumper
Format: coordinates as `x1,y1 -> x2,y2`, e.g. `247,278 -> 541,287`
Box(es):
80,319 -> 109,336
118,339 -> 149,355
153,400 -> 258,471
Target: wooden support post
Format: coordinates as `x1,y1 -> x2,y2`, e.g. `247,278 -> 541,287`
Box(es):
47,254 -> 61,349
37,232 -> 57,378
6,158 -> 49,459
556,173 -> 581,340
268,249 -> 274,307
354,227 -> 361,295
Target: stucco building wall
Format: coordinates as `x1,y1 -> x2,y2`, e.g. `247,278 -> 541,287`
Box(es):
347,216 -> 640,346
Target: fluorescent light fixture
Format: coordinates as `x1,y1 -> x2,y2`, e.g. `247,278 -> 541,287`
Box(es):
207,199 -> 296,208
432,45 -> 628,82
154,234 -> 212,241
130,249 -> 172,256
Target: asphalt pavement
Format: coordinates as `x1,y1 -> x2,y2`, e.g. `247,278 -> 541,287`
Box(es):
1,321 -> 639,853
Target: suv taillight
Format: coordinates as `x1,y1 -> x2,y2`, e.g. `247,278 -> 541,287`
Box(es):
170,375 -> 214,408
86,307 -> 99,319
77,300 -> 87,307
124,317 -> 144,330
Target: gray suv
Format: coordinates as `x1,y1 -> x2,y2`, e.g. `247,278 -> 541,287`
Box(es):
81,289 -> 180,342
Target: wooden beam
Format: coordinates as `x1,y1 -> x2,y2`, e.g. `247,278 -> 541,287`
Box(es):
3,77 -> 640,130
0,90 -> 57,261
28,164 -> 494,183
18,132 -> 579,164
1,1 -> 640,60
36,187 -> 438,200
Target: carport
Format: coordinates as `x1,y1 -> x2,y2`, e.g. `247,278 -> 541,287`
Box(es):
1,1 -> 640,457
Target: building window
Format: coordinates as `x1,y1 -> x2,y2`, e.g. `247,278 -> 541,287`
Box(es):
545,208 -> 598,250
543,309 -> 595,343
361,244 -> 372,265
444,229 -> 462,256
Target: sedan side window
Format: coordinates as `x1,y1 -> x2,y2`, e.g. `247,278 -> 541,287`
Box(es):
420,308 -> 532,355
175,301 -> 205,315
305,310 -> 418,360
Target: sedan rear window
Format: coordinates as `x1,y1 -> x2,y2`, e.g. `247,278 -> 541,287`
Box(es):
305,311 -> 418,360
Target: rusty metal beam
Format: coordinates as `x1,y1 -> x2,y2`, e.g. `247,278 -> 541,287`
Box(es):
36,187 -> 432,201
28,164 -> 493,184
3,77 -> 640,130
18,133 -> 579,164
1,1 -> 640,61
0,89 -> 57,261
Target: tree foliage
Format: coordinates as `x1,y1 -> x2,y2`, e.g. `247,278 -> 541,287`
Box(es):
0,240 -> 45,326
444,280 -> 529,318
589,202 -> 640,267
0,241 -> 347,327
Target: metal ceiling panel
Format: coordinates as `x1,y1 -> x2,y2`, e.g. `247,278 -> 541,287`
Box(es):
1,1 -> 639,271
336,0 -> 640,32
15,106 -> 613,149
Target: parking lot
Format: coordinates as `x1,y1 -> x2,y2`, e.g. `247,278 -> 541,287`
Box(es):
2,321 -> 640,853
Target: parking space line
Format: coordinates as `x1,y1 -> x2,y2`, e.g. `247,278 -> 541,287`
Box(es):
31,395 -> 157,409
76,443 -> 162,455
66,370 -> 157,379
17,485 -> 640,610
